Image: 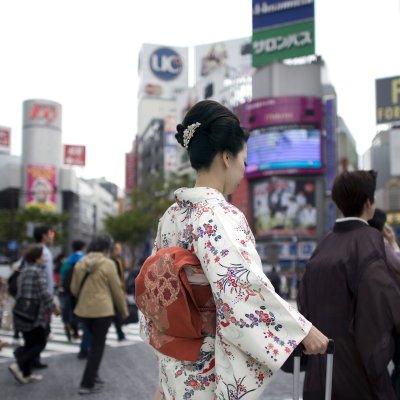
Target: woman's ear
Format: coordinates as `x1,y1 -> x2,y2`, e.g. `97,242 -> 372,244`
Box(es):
222,151 -> 230,168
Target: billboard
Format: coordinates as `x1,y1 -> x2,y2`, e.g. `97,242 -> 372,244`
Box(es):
376,76 -> 400,124
252,177 -> 317,236
23,99 -> 62,131
195,37 -> 253,82
239,96 -> 322,130
64,145 -> 86,166
138,44 -> 188,99
240,97 -> 322,176
252,0 -> 314,31
163,115 -> 179,174
246,127 -> 322,176
26,164 -> 57,211
0,126 -> 11,153
194,67 -> 226,103
252,19 -> 314,67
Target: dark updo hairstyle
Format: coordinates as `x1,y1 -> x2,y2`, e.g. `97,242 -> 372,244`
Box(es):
24,245 -> 44,264
175,100 -> 249,170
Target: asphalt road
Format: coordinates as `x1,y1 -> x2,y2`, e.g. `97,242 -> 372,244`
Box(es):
1,341 -> 303,400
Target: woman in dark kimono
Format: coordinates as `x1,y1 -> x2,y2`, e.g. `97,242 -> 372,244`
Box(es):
298,170 -> 400,400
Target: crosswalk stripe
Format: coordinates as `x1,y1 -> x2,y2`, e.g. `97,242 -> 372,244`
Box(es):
0,315 -> 142,364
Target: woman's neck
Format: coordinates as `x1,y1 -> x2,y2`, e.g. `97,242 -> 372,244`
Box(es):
195,172 -> 224,194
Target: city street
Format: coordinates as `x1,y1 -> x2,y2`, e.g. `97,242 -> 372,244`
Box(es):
0,319 -> 304,399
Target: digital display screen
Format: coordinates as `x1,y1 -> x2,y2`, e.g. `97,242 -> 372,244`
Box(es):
253,178 -> 317,236
246,128 -> 321,175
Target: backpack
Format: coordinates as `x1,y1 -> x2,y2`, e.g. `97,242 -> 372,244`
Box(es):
7,259 -> 26,298
62,261 -> 77,295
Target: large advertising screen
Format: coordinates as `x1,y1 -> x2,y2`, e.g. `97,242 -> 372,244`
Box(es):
253,177 -> 317,236
26,164 -> 57,211
246,127 -> 321,177
239,96 -> 323,177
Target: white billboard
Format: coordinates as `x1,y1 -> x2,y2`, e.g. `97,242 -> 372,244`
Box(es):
138,44 -> 189,100
163,115 -> 179,175
195,37 -> 253,83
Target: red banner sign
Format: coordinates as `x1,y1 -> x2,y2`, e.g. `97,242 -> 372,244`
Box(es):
64,145 -> 86,166
0,127 -> 10,151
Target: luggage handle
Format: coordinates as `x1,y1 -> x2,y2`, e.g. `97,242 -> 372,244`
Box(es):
293,339 -> 335,400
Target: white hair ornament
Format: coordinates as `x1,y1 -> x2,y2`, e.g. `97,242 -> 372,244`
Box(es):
183,122 -> 201,149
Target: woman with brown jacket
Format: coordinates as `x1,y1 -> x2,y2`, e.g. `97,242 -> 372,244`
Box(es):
71,234 -> 128,395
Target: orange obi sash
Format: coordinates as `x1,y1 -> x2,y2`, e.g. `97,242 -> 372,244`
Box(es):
135,247 -> 216,362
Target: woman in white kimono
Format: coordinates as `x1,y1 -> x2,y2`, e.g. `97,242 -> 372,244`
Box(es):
141,100 -> 328,399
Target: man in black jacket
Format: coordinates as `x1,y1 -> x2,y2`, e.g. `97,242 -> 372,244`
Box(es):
299,170 -> 400,400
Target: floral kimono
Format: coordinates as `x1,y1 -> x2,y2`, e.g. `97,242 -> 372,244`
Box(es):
140,187 -> 312,399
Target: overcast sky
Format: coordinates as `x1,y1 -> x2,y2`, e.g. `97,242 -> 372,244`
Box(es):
0,0 -> 399,188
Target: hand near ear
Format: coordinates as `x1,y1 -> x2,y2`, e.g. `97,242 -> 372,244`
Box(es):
383,223 -> 400,251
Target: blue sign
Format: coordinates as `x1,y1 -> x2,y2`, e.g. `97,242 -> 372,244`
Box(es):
149,47 -> 183,81
324,98 -> 336,192
253,0 -> 314,30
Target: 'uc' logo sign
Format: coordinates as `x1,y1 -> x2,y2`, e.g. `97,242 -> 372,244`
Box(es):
150,47 -> 183,81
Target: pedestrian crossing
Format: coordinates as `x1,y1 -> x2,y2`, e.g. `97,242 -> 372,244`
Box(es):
0,316 -> 142,364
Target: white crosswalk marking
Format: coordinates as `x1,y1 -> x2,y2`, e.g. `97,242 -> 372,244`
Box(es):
0,316 -> 141,364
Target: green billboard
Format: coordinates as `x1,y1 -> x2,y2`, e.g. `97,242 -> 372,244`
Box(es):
252,19 -> 315,67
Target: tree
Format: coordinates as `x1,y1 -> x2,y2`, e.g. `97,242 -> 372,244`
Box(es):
104,172 -> 194,247
0,207 -> 68,245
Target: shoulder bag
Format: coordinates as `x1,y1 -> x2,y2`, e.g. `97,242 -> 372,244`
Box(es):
13,297 -> 40,322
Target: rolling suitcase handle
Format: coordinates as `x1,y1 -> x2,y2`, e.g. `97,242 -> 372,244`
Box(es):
293,339 -> 335,400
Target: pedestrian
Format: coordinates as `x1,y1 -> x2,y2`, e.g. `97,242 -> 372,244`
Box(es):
33,225 -> 54,297
298,170 -> 400,399
71,234 -> 128,395
368,208 -> 400,284
266,265 -> 281,296
32,225 -> 55,369
9,245 -> 60,384
110,242 -> 126,341
59,240 -> 86,342
53,252 -> 66,293
138,100 -> 328,399
7,245 -> 28,343
368,208 -> 400,396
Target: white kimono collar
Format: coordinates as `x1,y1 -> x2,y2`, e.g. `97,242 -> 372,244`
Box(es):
174,187 -> 225,207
